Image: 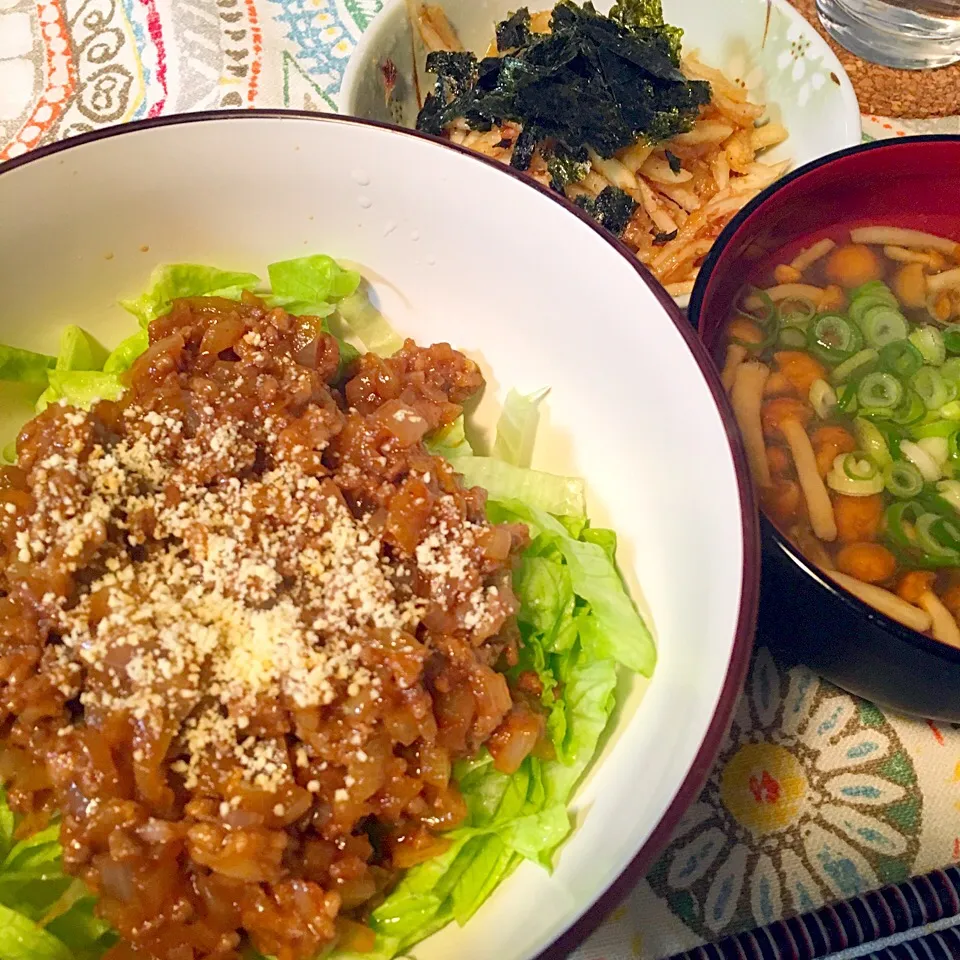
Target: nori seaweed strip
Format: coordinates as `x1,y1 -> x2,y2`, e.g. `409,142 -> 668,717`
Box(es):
510,127 -> 540,171
496,8 -> 532,51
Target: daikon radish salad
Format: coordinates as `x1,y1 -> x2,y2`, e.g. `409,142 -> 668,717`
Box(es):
724,225 -> 960,648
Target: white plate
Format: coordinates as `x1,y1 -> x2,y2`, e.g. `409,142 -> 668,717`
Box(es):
0,112 -> 758,960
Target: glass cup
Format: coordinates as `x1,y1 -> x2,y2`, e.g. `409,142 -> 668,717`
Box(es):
816,0 -> 960,69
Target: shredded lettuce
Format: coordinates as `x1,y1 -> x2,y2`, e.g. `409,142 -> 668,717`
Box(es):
490,500 -> 655,676
424,416 -> 474,460
267,255 -> 361,307
492,388 -> 548,467
0,789 -> 113,960
336,290 -> 404,357
120,264 -> 260,326
0,905 -> 73,960
36,372 -> 125,413
454,457 -> 586,518
103,329 -> 149,374
0,346 -> 55,385
54,326 -> 108,373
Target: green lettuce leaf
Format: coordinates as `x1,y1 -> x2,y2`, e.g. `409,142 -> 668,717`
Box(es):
542,644 -> 618,800
448,836 -> 516,925
336,290 -> 404,357
36,372 -> 125,414
0,346 -> 56,385
265,297 -> 335,319
0,822 -> 71,924
0,789 -> 12,862
425,416 -> 474,460
0,905 -> 72,960
44,895 -> 116,959
514,552 -> 575,641
266,255 -> 360,305
0,792 -> 112,960
103,329 -> 149,374
489,499 -> 655,676
453,457 -> 586,518
492,388 -> 548,467
120,264 -> 260,326
54,327 -> 108,373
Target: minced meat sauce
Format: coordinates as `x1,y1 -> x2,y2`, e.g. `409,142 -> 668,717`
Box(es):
0,294 -> 542,959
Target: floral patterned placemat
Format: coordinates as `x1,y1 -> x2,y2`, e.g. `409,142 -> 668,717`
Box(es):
3,2 -> 960,959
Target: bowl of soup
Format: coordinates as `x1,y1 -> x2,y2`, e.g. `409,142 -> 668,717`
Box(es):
690,136 -> 960,722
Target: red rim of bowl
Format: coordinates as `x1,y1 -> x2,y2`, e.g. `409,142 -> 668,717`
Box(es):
0,109 -> 761,960
689,134 -> 960,670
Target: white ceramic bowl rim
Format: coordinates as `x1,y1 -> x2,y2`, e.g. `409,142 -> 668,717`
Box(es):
0,109 -> 761,960
690,133 -> 960,668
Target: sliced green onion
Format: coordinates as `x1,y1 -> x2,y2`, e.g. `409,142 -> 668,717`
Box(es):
838,381 -> 860,413
941,357 -> 960,385
879,340 -> 923,379
936,479 -> 960,513
911,366 -> 951,411
849,282 -> 898,326
831,348 -> 879,385
883,460 -> 924,498
941,400 -> 960,420
891,389 -> 927,426
900,438 -> 943,482
827,454 -> 884,496
911,419 -> 960,439
779,297 -> 817,327
808,313 -> 863,363
935,515 -> 960,552
884,500 -> 923,550
777,327 -> 807,349
809,378 -> 837,420
908,325 -> 947,367
851,279 -> 897,302
950,430 -> 960,463
737,287 -> 777,326
860,305 -> 909,349
842,452 -> 879,480
918,435 -> 950,467
915,512 -> 960,558
853,417 -> 893,467
943,324 -> 960,356
858,371 -> 904,410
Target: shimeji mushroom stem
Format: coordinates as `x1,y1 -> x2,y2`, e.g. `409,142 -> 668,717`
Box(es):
790,238 -> 836,273
827,571 -> 933,633
919,591 -> 960,648
850,226 -> 959,256
928,267 -> 960,294
731,361 -> 771,487
721,343 -> 748,393
781,418 -> 837,542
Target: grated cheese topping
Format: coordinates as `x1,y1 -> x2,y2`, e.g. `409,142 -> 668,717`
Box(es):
13,398 -> 506,793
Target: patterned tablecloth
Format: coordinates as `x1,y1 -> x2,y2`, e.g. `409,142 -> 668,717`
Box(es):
3,2 -> 960,958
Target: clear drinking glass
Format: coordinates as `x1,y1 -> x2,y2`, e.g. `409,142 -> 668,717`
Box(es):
816,0 -> 960,69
